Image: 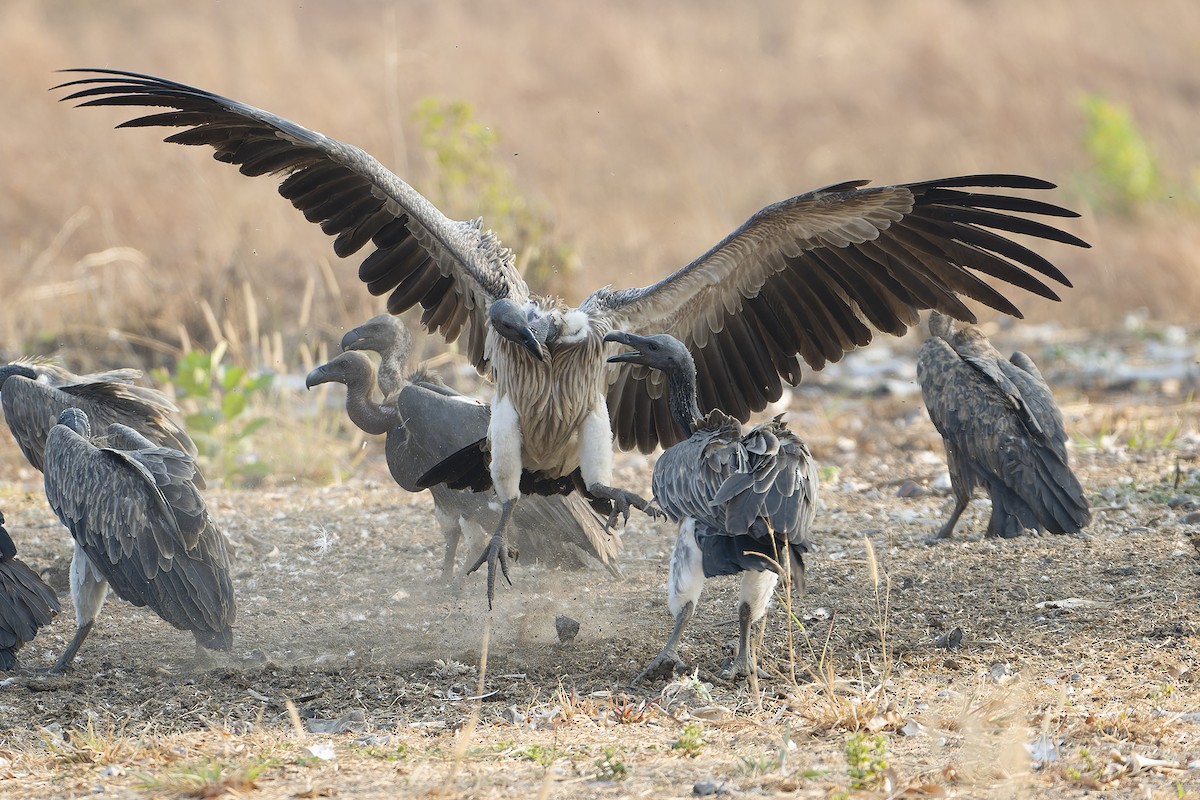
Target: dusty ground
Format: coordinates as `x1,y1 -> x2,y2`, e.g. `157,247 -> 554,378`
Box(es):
1,391 -> 1199,799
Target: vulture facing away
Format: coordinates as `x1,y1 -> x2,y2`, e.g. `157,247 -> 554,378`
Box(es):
56,69 -> 1088,604
607,332 -> 818,683
0,511 -> 61,671
42,409 -> 235,673
0,362 -> 196,474
917,311 -> 1090,541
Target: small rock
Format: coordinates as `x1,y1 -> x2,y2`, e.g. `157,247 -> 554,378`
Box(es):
1168,495 -> 1200,509
896,480 -> 926,498
934,627 -> 963,650
555,615 -> 580,643
693,780 -> 735,796
304,743 -> 336,761
1182,511 -> 1200,526
988,662 -> 1014,683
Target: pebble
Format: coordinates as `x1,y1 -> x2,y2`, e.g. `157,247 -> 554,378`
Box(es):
693,780 -> 735,796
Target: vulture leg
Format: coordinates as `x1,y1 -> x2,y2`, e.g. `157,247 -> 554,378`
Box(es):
632,521 -> 705,685
432,504 -> 462,584
588,483 -> 652,531
48,545 -> 109,674
577,401 -> 655,529
466,499 -> 519,609
926,450 -> 971,544
722,570 -> 777,680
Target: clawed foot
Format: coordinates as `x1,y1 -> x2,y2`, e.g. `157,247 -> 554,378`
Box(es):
631,650 -> 688,686
589,483 -> 654,531
719,654 -> 769,681
467,534 -> 517,609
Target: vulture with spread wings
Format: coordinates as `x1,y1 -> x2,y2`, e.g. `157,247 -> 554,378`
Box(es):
55,69 -> 1089,604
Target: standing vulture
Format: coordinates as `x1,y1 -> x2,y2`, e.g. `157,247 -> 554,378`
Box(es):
0,362 -> 196,474
0,511 -> 61,671
606,332 -> 818,683
42,409 -> 235,673
55,69 -> 1089,604
917,311 -> 1090,541
308,331 -> 621,581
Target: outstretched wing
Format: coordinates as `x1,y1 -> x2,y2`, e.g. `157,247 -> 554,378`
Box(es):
56,68 -> 528,373
594,176 -> 1088,451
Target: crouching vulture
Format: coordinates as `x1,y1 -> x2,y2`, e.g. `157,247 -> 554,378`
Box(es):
42,409 -> 234,672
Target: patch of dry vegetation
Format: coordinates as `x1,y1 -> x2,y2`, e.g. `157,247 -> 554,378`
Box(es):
2,0 -> 1199,374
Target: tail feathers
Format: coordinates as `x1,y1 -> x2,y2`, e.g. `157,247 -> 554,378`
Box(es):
987,447 -> 1090,537
194,626 -> 233,652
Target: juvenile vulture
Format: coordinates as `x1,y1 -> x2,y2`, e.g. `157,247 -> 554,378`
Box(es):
917,311 -> 1090,541
56,68 -> 1088,603
0,362 -> 196,474
42,409 -> 235,673
0,511 -> 61,671
309,323 -> 621,581
606,332 -> 818,683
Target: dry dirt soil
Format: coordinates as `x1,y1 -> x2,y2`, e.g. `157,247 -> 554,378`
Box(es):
1,393 -> 1199,799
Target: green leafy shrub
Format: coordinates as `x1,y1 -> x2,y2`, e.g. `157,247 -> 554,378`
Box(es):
412,98 -> 576,297
152,342 -> 274,486
1081,93 -> 1162,209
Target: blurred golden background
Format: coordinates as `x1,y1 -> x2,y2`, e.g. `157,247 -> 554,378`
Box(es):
3,0 -> 1198,373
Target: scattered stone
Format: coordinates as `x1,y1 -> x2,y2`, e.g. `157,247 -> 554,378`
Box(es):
988,662 -> 1014,684
304,743 -> 336,761
1169,495 -> 1200,509
896,480 -> 926,498
1182,511 -> 1200,526
306,709 -> 366,734
934,627 -> 963,650
693,779 -> 735,796
555,614 -> 580,643
1025,736 -> 1061,768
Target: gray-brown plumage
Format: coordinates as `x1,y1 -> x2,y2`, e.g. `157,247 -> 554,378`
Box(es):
0,511 -> 61,671
306,344 -> 621,582
0,362 -> 196,475
56,68 -> 1088,604
6,356 -> 142,388
917,311 -> 1090,541
606,332 -> 818,683
42,409 -> 234,673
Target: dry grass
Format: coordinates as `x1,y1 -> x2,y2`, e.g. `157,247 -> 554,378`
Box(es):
2,0 -> 1199,372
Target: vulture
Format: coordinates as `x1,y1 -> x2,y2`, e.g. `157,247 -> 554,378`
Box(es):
0,362 -> 196,474
42,409 -> 235,673
606,331 -> 818,683
0,510 -> 61,671
917,311 -> 1090,541
55,68 -> 1088,604
310,317 -> 621,582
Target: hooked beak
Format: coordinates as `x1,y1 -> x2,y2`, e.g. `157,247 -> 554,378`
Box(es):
604,330 -> 644,364
340,328 -> 368,352
519,327 -> 546,362
305,364 -> 332,390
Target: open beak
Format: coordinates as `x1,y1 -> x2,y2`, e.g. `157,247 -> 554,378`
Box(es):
604,330 -> 644,364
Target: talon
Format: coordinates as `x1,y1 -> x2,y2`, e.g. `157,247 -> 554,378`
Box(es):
632,651 -> 688,686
